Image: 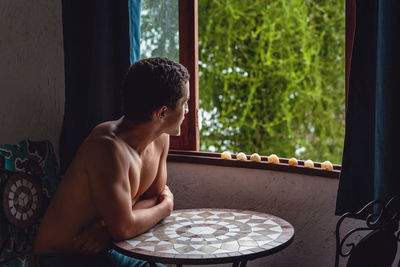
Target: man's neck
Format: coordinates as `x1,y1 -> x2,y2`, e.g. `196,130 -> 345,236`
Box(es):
114,117 -> 161,155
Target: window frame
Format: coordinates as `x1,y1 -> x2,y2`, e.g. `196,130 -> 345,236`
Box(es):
169,0 -> 354,178
169,0 -> 199,150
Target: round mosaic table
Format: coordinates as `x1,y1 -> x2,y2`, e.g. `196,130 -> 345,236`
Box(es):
113,209 -> 294,267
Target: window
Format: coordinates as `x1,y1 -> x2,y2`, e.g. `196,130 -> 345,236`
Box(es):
140,0 -> 179,61
142,0 -> 354,168
141,0 -> 199,151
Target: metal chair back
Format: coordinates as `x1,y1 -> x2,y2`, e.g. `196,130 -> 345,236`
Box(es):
335,196 -> 400,267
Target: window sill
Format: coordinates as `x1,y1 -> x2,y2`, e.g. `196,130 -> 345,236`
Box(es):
168,150 -> 341,179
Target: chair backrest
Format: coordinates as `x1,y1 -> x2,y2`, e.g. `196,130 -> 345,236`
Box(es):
0,140 -> 59,266
335,196 -> 400,267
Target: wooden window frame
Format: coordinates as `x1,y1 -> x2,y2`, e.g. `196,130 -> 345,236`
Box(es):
346,0 -> 355,110
169,0 -> 354,178
169,0 -> 199,150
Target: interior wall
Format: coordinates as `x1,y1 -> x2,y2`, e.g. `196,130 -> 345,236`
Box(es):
167,162 -> 365,267
0,0 -> 64,158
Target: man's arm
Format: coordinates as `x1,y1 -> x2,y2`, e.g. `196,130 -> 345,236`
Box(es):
141,134 -> 169,199
132,195 -> 158,210
72,185 -> 174,253
133,134 -> 170,210
85,138 -> 173,241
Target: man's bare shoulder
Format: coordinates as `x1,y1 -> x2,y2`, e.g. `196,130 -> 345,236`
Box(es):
83,122 -> 134,155
83,136 -> 119,155
81,134 -> 140,175
153,133 -> 169,154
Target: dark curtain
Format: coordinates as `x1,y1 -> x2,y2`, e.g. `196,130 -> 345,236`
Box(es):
59,0 -> 141,173
336,0 -> 400,215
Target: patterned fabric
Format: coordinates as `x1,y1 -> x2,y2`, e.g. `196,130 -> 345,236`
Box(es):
0,140 -> 59,267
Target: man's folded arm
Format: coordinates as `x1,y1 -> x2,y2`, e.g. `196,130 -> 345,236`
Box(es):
132,134 -> 170,211
140,134 -> 169,200
132,195 -> 159,210
85,138 -> 172,241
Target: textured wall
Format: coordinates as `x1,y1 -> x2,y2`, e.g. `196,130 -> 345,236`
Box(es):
0,0 -> 64,158
167,162 -> 366,267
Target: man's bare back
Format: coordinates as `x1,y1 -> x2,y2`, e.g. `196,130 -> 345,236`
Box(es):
33,118 -> 173,254
33,58 -> 189,267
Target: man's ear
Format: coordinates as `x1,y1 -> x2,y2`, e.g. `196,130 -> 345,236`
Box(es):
154,106 -> 168,121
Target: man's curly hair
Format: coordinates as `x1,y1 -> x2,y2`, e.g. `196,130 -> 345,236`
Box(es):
122,57 -> 190,123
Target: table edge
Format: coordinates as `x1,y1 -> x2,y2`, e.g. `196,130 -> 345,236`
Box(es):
113,209 -> 295,265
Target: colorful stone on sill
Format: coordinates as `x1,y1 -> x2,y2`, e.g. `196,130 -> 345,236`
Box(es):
221,151 -> 232,160
304,159 -> 314,168
288,157 -> 298,166
321,160 -> 333,171
250,153 -> 261,162
236,152 -> 247,161
268,154 -> 279,164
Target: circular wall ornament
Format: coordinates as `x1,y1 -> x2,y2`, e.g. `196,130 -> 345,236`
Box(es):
2,173 -> 42,228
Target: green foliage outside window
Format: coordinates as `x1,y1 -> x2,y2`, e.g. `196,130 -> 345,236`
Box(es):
198,0 -> 345,164
140,0 -> 179,61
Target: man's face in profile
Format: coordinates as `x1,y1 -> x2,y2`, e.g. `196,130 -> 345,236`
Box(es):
164,81 -> 190,136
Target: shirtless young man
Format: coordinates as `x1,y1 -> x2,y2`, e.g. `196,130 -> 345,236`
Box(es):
33,58 -> 190,266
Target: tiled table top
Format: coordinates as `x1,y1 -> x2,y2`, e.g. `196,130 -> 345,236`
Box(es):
114,209 -> 294,265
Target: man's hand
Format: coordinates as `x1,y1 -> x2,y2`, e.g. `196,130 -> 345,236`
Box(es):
72,221 -> 111,254
159,185 -> 174,215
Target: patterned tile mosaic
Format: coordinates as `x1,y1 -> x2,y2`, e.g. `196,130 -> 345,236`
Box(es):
117,209 -> 294,260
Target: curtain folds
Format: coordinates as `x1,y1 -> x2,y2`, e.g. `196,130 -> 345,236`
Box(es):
59,0 -> 141,173
129,0 -> 142,64
336,0 -> 400,215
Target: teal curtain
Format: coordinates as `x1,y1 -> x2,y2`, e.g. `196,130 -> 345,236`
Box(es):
336,0 -> 400,214
129,0 -> 142,64
59,0 -> 141,173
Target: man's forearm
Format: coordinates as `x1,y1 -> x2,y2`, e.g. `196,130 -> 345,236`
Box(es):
112,200 -> 171,240
132,195 -> 159,210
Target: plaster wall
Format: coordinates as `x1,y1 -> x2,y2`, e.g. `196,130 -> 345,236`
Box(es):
0,0 -> 65,157
167,162 -> 366,267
